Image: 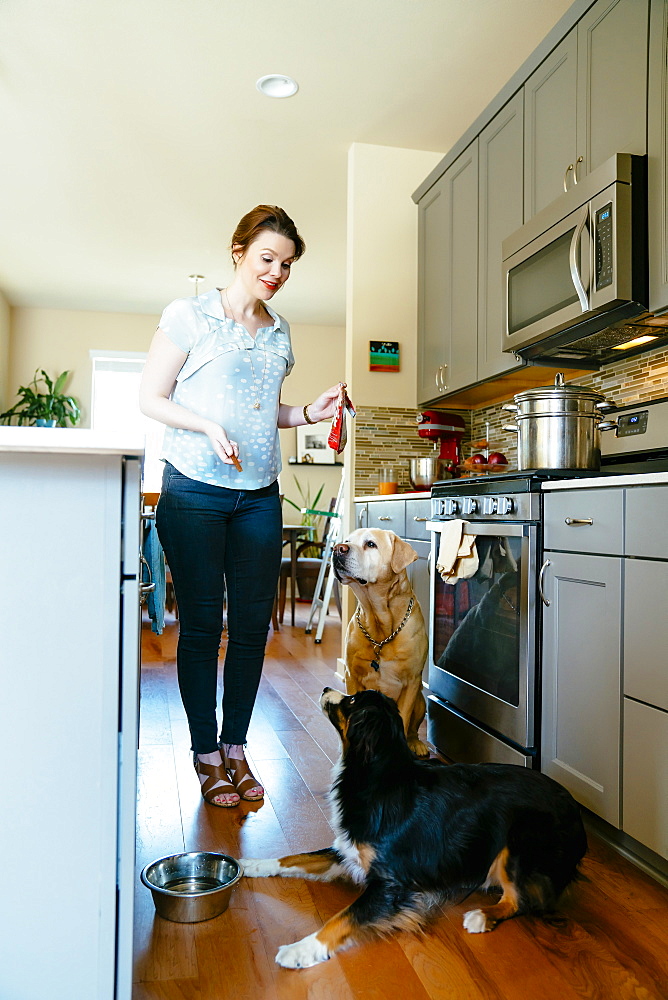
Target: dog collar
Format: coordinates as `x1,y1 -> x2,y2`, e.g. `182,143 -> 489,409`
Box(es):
355,597 -> 415,671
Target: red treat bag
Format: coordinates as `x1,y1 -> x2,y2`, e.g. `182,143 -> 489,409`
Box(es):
328,384 -> 356,454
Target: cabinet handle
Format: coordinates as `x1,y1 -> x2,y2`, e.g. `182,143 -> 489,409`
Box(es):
564,517 -> 594,526
563,162 -> 574,192
573,155 -> 583,184
378,515 -> 392,521
139,554 -> 156,604
413,516 -> 429,522
539,558 -> 551,607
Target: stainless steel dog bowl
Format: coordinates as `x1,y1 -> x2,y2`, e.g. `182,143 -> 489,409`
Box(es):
141,852 -> 243,923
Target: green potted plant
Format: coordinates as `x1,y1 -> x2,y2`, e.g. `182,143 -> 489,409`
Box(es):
0,369 -> 81,427
283,476 -> 325,599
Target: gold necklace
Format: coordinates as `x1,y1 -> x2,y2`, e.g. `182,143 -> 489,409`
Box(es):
223,288 -> 267,410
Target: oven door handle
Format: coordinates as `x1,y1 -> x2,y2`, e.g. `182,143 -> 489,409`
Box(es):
538,558 -> 552,607
426,521 -> 529,538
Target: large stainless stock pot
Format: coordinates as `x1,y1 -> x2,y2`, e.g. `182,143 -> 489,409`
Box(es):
502,373 -> 617,471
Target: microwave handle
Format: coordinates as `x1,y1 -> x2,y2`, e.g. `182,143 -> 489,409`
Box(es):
569,205 -> 590,312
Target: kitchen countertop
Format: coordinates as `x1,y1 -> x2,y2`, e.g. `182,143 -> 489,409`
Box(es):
355,491 -> 430,502
0,426 -> 144,456
542,471 -> 668,490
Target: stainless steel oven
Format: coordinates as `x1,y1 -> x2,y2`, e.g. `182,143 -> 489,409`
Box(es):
427,481 -> 543,767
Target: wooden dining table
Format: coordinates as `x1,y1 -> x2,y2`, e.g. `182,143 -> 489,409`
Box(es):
282,523 -> 315,626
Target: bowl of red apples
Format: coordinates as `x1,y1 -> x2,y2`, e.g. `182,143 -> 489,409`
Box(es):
460,444 -> 508,475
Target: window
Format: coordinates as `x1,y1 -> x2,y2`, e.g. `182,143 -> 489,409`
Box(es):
90,351 -> 164,492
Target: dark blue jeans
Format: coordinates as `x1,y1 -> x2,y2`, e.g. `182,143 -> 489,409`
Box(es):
156,463 -> 283,753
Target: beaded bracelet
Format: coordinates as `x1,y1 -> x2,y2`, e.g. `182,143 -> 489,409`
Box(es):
303,403 -> 316,424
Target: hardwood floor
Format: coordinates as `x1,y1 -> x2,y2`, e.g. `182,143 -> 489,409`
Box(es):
134,607 -> 668,1000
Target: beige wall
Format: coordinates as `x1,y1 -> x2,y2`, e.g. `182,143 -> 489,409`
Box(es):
8,306 -> 158,424
278,322 -> 345,514
337,142 -> 442,657
345,142 -> 442,409
0,290 -> 11,411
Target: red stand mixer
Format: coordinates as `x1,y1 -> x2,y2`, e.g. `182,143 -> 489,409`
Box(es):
410,410 -> 466,487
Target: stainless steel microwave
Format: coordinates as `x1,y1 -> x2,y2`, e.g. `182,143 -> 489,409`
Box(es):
501,154 -> 665,366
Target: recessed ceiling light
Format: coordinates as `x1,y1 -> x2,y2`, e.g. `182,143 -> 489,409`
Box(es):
256,74 -> 299,99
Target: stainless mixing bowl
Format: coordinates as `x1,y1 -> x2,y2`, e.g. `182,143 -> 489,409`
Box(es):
141,852 -> 243,923
409,456 -> 451,489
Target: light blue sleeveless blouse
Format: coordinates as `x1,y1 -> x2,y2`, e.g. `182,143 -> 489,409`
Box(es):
158,287 -> 294,490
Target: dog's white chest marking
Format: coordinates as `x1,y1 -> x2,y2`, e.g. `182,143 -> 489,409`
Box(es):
332,835 -> 371,884
276,933 -> 330,968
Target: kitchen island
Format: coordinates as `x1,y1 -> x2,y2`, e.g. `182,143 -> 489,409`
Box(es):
0,428 -> 143,1000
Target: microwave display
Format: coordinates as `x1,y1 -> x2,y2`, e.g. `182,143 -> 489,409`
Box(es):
595,202 -> 613,290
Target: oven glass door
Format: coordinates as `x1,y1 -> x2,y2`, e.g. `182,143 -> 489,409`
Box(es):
429,521 -> 538,749
503,203 -> 591,353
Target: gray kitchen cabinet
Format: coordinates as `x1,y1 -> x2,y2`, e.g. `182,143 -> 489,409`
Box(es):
543,482 -> 668,859
524,0 -> 648,219
541,549 -> 622,827
624,559 -> 668,714
367,497 -> 406,537
625,484 -> 668,558
524,31 -> 578,218
649,0 -> 668,314
417,172 -> 450,404
577,0 -> 648,175
542,487 -> 624,555
623,698 -> 668,860
417,141 -> 478,403
622,556 -> 668,861
477,92 -> 526,382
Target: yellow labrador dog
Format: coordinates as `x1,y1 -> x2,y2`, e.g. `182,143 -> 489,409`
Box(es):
333,527 -> 429,757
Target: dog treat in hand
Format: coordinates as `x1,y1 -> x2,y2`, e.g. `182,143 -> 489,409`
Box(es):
328,384 -> 356,454
231,453 -> 242,472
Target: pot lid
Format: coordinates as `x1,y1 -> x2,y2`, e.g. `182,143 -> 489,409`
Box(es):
513,372 -> 607,402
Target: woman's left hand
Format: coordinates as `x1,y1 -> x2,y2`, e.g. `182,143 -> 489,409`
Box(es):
307,382 -> 346,423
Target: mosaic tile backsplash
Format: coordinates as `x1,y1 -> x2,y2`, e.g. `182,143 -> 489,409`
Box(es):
353,405 -> 472,495
354,346 -> 668,492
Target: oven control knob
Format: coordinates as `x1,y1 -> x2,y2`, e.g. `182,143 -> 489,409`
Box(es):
480,496 -> 497,515
462,497 -> 477,516
443,498 -> 459,516
497,496 -> 513,515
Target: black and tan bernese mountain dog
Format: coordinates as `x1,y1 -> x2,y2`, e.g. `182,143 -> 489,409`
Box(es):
240,688 -> 587,969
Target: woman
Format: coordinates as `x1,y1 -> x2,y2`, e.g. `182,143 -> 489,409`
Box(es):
140,205 -> 342,807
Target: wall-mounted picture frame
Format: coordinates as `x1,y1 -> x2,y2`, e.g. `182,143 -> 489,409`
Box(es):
369,340 -> 400,372
296,423 -> 336,464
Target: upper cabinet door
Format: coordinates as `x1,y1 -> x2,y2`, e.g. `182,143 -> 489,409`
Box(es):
524,31 -> 578,219
577,0 -> 649,176
446,141 -> 479,395
417,174 -> 450,404
416,142 -> 478,404
648,0 -> 668,315
477,92 -> 526,381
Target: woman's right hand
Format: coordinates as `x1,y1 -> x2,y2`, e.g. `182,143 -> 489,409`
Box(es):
204,421 -> 240,466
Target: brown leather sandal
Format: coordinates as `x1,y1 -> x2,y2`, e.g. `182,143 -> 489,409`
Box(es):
223,753 -> 264,801
193,754 -> 240,807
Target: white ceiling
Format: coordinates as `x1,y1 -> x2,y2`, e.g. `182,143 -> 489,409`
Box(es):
0,0 -> 572,326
